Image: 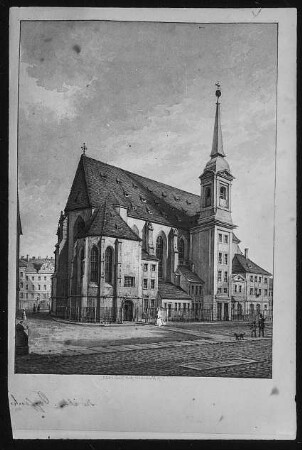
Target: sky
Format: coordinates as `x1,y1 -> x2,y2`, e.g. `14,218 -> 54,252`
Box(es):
18,21 -> 277,272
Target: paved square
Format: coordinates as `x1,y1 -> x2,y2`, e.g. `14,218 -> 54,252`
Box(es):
15,314 -> 272,378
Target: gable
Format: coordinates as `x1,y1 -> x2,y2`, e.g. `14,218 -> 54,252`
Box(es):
65,157 -> 91,212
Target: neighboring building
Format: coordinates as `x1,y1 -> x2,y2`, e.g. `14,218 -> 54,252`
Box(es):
19,256 -> 55,311
231,249 -> 272,320
52,86 -> 273,322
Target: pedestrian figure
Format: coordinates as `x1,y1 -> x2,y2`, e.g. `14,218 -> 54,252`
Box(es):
258,313 -> 266,337
156,308 -> 164,327
250,320 -> 257,338
22,309 -> 27,321
37,303 -> 40,313
33,303 -> 36,314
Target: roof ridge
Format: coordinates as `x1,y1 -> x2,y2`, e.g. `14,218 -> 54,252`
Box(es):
82,154 -> 200,199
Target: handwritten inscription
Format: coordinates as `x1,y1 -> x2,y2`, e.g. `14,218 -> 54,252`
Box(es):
10,391 -> 95,414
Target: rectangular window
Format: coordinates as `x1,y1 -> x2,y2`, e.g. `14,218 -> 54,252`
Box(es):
32,276 -> 34,281
26,293 -> 28,299
239,285 -> 242,293
20,293 -> 23,298
143,279 -> 148,289
151,264 -> 156,271
255,276 -> 258,282
151,279 -> 155,289
217,288 -> 222,294
259,289 -> 261,295
264,289 -> 268,296
124,276 -> 135,287
32,285 -> 34,290
223,288 -> 228,294
20,272 -> 23,278
250,288 -> 254,295
38,276 -> 41,281
224,254 -> 228,265
151,299 -> 155,308
143,264 -> 148,272
255,288 -> 257,295
218,271 -> 222,282
219,233 -> 222,243
26,276 -> 28,281
264,277 -> 268,284
224,235 -> 228,243
259,276 -> 262,283
183,304 -> 186,311
218,252 -> 222,264
38,285 -> 41,290
250,275 -> 253,282
44,276 -> 47,280
199,286 -> 202,295
20,282 -> 23,288
32,293 -> 34,298
234,285 -> 237,293
175,303 -> 177,311
224,272 -> 228,282
26,284 -> 28,290
44,285 -> 46,290
144,299 -> 148,310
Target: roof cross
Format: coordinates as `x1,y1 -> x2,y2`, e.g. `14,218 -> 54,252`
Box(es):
81,143 -> 87,155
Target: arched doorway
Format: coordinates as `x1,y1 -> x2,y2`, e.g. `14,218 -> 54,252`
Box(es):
123,300 -> 134,321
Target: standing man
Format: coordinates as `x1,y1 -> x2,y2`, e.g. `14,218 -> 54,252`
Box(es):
258,313 -> 266,337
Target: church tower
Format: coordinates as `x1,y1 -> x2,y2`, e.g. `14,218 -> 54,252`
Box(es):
191,84 -> 236,320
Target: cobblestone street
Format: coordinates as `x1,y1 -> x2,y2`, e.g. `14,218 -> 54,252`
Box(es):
15,314 -> 272,378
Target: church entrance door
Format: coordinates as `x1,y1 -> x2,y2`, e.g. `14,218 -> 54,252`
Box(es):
123,300 -> 133,321
224,303 -> 229,321
217,302 -> 222,321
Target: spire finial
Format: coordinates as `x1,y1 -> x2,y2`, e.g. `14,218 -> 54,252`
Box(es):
81,143 -> 87,155
210,82 -> 225,158
215,81 -> 221,103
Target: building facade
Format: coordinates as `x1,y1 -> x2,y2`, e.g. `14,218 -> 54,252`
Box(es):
19,256 -> 55,311
52,87 -> 272,322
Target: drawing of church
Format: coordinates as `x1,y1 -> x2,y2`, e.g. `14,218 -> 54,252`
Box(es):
51,87 -> 272,323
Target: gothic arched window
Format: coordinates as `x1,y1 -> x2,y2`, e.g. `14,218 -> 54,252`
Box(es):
178,239 -> 185,265
90,246 -> 98,282
105,247 -> 114,284
156,236 -> 164,279
74,216 -> 85,242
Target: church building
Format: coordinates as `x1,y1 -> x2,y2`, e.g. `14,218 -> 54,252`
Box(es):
51,86 -> 272,323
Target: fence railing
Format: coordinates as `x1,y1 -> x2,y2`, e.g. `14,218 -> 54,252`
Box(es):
231,312 -> 273,322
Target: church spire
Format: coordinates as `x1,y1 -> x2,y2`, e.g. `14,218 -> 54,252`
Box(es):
210,82 -> 225,158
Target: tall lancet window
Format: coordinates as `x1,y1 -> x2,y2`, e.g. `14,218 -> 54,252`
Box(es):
105,247 -> 114,284
156,236 -> 164,279
90,246 -> 98,282
205,186 -> 212,207
80,248 -> 85,278
178,239 -> 185,265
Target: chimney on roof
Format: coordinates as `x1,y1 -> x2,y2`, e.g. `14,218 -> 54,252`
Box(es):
244,248 -> 249,259
26,254 -> 29,261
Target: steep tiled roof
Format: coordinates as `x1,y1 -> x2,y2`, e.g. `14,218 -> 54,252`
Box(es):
177,266 -> 204,284
19,258 -> 55,273
232,254 -> 272,276
142,250 -> 159,261
232,232 -> 241,244
158,281 -> 192,300
80,202 -> 141,241
65,155 -> 200,230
